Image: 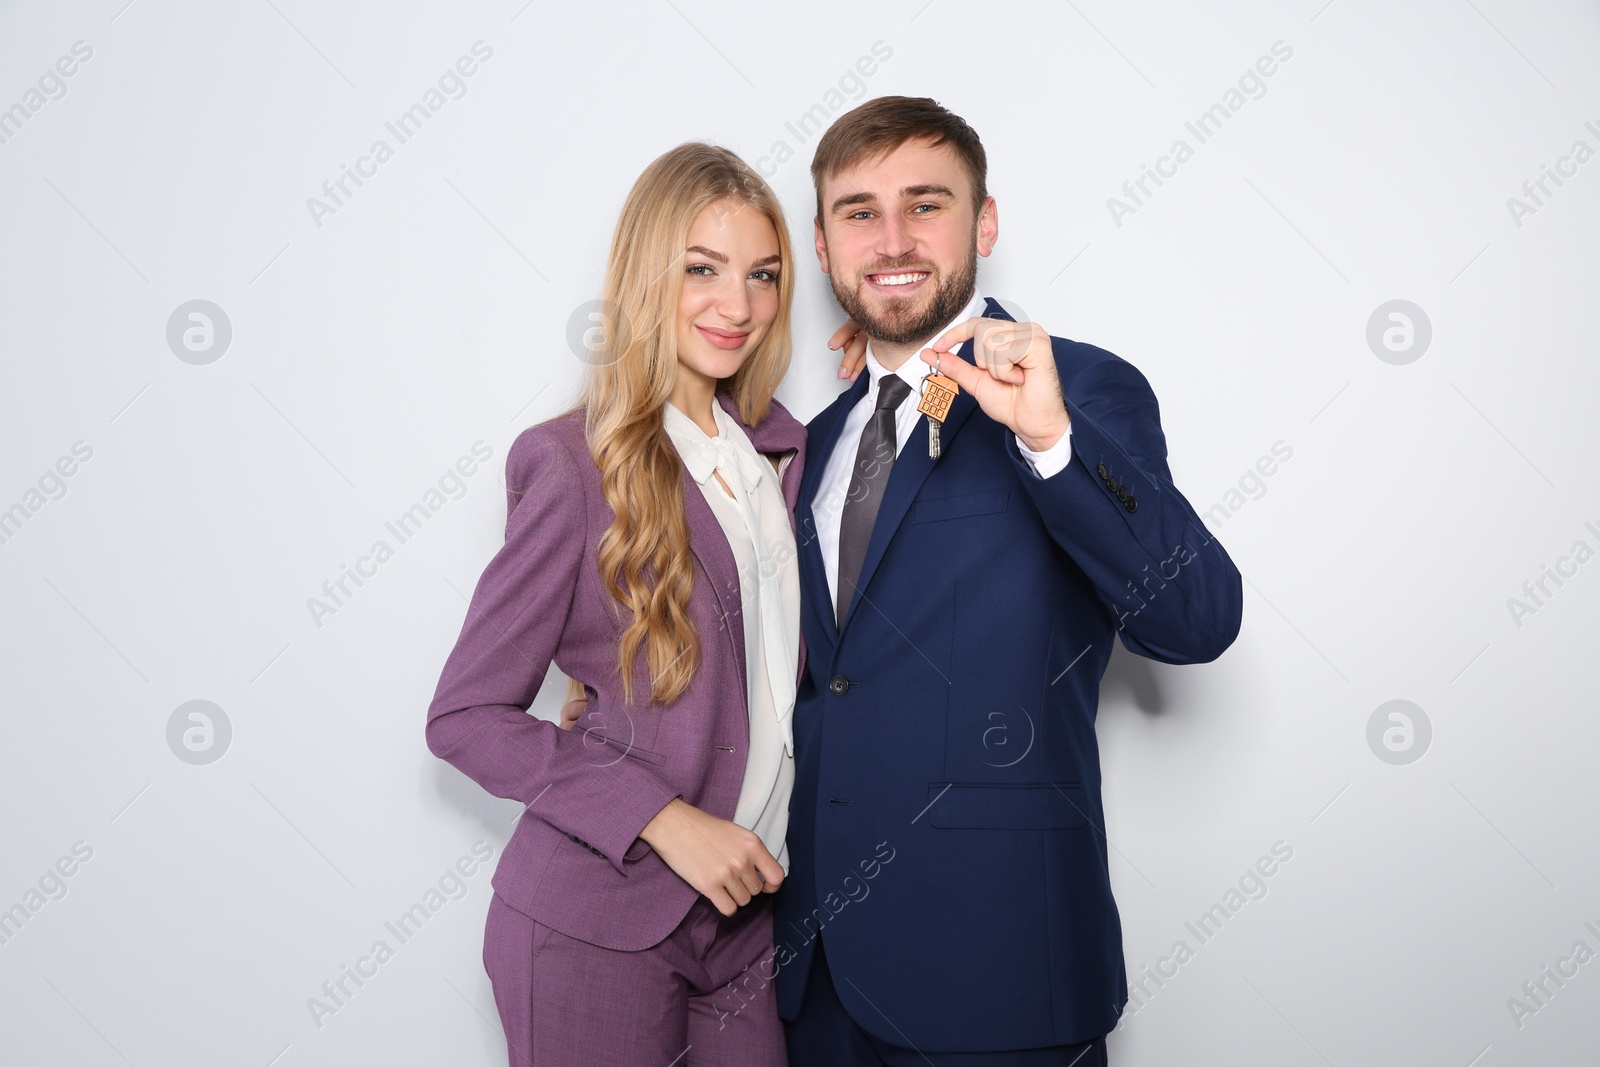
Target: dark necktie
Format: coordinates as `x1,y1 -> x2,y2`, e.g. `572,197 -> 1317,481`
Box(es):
835,374 -> 911,629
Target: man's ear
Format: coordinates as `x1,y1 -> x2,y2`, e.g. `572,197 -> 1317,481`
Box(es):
813,215 -> 831,274
976,195 -> 998,258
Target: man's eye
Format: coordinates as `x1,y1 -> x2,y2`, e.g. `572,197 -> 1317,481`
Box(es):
913,203 -> 937,213
850,210 -> 874,220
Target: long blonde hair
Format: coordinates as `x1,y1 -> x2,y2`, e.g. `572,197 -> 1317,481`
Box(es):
570,142 -> 794,707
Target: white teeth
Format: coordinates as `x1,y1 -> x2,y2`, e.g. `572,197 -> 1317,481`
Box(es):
873,272 -> 928,286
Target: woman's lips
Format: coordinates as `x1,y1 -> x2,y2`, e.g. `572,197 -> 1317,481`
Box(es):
696,325 -> 750,350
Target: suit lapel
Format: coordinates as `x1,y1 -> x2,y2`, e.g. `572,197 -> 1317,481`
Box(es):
796,374 -> 866,518
796,373 -> 870,649
701,390 -> 810,692
676,460 -> 748,704
836,297 -> 1015,637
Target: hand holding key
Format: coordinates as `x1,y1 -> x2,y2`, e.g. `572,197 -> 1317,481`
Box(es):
920,317 -> 1070,454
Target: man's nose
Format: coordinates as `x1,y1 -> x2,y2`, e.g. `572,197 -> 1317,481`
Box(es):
875,213 -> 916,261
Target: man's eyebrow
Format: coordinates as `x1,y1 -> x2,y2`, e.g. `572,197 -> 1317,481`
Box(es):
829,184 -> 957,214
830,191 -> 877,213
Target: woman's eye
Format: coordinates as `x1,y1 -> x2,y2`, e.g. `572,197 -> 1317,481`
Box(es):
750,270 -> 778,283
686,263 -> 714,276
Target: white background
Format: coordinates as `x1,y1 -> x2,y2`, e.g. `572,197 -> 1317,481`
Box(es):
1,1 -> 1597,1064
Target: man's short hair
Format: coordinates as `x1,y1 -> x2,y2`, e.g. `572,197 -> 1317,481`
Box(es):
810,95 -> 988,219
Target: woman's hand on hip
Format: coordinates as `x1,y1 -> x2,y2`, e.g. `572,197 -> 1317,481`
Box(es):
639,798 -> 784,915
558,693 -> 586,730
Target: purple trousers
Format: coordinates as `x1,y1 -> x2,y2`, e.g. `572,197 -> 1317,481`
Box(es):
483,889 -> 786,1066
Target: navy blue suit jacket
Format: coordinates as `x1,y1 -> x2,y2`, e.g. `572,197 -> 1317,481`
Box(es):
773,297 -> 1244,1050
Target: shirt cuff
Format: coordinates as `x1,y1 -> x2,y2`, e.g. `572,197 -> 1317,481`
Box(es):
1014,427 -> 1073,479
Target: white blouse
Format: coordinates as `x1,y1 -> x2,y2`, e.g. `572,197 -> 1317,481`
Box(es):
662,399 -> 800,873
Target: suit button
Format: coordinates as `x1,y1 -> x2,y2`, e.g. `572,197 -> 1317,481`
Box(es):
1096,462 -> 1108,479
828,674 -> 849,695
1124,497 -> 1138,513
1115,486 -> 1129,501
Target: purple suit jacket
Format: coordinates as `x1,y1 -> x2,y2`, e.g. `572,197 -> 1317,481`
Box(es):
426,391 -> 808,951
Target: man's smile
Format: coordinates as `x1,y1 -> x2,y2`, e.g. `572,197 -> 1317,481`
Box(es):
864,269 -> 932,293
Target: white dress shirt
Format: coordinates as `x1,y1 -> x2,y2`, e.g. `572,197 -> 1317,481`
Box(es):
662,398 -> 800,873
810,289 -> 1074,617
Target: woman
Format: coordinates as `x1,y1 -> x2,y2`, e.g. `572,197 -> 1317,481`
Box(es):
425,142 -> 805,1065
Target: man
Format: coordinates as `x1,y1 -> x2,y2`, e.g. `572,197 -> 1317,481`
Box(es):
775,95 -> 1243,1065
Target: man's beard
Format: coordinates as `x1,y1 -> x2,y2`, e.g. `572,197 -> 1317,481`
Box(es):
830,242 -> 978,347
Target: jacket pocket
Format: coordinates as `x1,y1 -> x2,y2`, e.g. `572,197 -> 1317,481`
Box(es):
579,733 -> 668,767
925,782 -> 1088,829
572,704 -> 667,767
909,488 -> 1010,524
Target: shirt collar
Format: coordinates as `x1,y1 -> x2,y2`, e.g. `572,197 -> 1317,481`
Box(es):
861,287 -> 987,402
663,399 -> 766,492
